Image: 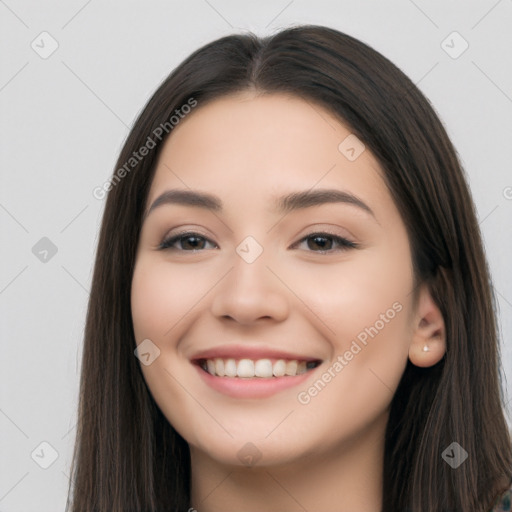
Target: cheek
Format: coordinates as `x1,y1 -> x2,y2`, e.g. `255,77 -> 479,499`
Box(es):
131,262 -> 168,341
283,267 -> 413,451
130,258 -> 203,431
281,245 -> 413,344
280,243 -> 414,407
131,258 -> 202,341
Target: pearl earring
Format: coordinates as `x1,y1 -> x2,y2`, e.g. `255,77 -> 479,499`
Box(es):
422,345 -> 430,352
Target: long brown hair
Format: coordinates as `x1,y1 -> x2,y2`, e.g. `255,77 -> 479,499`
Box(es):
66,25 -> 512,511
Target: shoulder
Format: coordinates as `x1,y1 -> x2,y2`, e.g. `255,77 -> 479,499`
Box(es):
490,486 -> 512,512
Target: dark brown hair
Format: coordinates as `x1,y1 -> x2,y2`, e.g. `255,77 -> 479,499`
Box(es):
66,24 -> 512,511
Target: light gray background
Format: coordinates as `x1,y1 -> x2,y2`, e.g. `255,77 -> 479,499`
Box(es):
1,1 -> 511,510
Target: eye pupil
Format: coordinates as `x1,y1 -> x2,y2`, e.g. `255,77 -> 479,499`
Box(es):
160,231 -> 354,253
309,235 -> 332,250
182,235 -> 205,250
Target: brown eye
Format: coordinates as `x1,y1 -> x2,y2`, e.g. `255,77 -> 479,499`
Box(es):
293,232 -> 357,253
159,232 -> 217,251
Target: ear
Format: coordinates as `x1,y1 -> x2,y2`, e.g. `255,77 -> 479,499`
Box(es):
409,283 -> 446,368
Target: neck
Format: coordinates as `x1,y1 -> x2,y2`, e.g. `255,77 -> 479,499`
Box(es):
189,413 -> 386,512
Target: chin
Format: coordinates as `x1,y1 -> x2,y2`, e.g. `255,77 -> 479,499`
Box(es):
189,435 -> 313,469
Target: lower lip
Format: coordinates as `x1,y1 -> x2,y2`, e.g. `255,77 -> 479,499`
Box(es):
193,363 -> 320,399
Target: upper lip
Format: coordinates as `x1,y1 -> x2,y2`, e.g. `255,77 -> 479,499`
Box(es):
190,345 -> 321,362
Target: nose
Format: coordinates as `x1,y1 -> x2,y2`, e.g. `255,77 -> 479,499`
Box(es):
210,248 -> 290,325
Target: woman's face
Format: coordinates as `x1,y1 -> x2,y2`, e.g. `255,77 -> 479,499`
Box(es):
131,91 -> 418,467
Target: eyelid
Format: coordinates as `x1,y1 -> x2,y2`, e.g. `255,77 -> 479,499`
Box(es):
295,223 -> 357,242
157,228 -> 217,250
292,231 -> 358,251
163,227 -> 212,240
158,228 -> 358,252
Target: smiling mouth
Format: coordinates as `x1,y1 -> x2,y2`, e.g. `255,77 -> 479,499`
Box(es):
196,358 -> 322,378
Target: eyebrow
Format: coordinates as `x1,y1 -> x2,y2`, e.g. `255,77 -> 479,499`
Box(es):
143,188 -> 376,220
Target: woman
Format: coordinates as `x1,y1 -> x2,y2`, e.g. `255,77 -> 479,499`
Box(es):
66,25 -> 512,511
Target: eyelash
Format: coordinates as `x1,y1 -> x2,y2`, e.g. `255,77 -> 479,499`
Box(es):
157,230 -> 358,253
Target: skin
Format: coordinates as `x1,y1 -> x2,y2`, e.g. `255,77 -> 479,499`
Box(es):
131,91 -> 446,511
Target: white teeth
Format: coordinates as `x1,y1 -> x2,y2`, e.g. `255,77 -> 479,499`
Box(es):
273,359 -> 286,377
206,359 -> 216,375
214,358 -> 225,377
202,357 -> 317,378
237,359 -> 255,378
285,360 -> 298,376
224,358 -> 237,377
254,359 -> 273,378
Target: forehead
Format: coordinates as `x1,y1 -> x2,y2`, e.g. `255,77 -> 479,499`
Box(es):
147,91 -> 390,218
